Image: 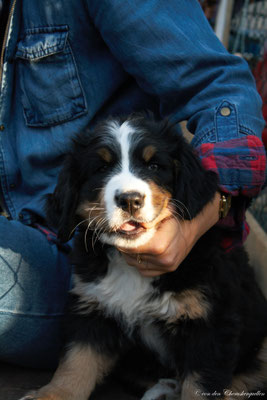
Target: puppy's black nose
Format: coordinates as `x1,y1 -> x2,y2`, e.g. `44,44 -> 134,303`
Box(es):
115,191 -> 144,214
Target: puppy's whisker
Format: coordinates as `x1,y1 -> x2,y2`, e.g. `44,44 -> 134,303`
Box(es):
170,199 -> 191,220
89,216 -> 106,249
85,203 -> 105,208
84,215 -> 100,252
93,219 -> 104,242
84,221 -> 90,253
169,209 -> 193,250
87,206 -> 104,228
85,207 -> 105,211
69,218 -> 89,239
171,200 -> 190,217
92,187 -> 104,192
92,217 -> 108,248
167,201 -> 185,221
96,219 -> 108,234
170,212 -> 183,232
88,215 -> 102,230
170,207 -> 185,222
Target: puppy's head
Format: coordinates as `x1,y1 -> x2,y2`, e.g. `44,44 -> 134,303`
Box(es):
46,114 -> 218,248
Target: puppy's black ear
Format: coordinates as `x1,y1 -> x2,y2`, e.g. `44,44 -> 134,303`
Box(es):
46,154 -> 80,242
174,140 -> 218,219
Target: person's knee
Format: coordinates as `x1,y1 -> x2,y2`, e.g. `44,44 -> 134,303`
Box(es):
0,219 -> 71,368
0,311 -> 65,368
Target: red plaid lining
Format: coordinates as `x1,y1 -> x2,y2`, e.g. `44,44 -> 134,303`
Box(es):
196,135 -> 266,196
195,135 -> 266,250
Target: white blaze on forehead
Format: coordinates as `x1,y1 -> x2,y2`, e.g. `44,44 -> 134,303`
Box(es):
107,120 -> 133,171
107,120 -> 141,176
104,120 -> 155,225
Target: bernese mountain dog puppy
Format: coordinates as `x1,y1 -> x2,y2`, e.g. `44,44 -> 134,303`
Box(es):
22,114 -> 267,400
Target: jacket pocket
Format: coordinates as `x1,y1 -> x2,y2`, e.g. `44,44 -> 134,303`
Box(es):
15,25 -> 87,127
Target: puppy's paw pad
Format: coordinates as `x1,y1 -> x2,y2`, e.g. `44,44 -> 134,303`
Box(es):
159,379 -> 180,392
18,393 -> 57,400
141,378 -> 181,400
19,396 -> 36,400
19,390 -> 41,400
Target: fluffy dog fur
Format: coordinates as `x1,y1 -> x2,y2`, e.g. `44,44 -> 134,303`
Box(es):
23,114 -> 267,400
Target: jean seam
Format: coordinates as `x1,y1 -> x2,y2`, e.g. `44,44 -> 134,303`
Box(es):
0,309 -> 65,318
0,254 -> 24,300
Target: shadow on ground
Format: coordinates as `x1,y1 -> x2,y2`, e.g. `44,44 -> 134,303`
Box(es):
0,362 -> 139,400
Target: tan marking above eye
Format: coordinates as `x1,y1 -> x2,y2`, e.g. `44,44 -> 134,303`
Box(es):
142,145 -> 156,163
97,148 -> 112,163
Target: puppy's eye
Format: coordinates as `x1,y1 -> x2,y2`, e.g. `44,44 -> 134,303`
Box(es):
148,163 -> 159,172
97,165 -> 109,173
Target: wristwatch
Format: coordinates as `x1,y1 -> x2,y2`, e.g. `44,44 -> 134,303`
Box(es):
219,193 -> 232,219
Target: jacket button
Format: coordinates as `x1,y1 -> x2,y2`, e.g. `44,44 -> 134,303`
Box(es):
220,107 -> 231,117
19,213 -> 24,220
0,125 -> 4,131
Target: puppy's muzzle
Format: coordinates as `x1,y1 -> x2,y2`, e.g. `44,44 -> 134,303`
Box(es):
115,191 -> 145,216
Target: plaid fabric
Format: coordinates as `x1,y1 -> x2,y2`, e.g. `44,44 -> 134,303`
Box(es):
220,219 -> 250,252
253,53 -> 267,149
34,223 -> 71,253
196,134 -> 266,250
196,135 -> 266,196
34,223 -> 57,242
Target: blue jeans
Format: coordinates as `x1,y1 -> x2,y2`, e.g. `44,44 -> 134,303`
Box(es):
0,217 -> 72,369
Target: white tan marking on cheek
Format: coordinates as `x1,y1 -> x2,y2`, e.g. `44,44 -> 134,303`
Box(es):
141,181 -> 173,229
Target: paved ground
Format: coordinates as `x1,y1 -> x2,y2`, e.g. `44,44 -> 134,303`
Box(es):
0,362 -> 139,400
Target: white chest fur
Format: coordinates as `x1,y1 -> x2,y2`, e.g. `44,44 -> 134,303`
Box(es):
72,249 -> 178,333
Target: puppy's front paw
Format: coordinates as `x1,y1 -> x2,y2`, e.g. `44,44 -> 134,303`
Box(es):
141,379 -> 181,400
19,397 -> 36,400
19,393 -> 37,400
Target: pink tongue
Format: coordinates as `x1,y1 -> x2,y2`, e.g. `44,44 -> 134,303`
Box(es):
119,221 -> 138,232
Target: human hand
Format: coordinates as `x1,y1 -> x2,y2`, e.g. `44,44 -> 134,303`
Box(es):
118,192 -> 221,277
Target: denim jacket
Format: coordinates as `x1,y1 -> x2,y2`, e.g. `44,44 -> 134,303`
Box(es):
0,0 -> 266,228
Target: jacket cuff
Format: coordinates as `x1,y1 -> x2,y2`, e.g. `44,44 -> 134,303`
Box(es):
195,135 -> 266,197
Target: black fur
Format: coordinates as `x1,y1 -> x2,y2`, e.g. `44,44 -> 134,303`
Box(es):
47,114 -> 267,397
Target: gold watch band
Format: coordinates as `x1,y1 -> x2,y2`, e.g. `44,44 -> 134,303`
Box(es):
219,193 -> 232,219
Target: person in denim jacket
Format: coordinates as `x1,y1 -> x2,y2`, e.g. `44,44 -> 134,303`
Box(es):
0,0 -> 265,368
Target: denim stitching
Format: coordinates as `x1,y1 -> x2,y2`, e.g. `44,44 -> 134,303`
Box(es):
0,254 -> 24,300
